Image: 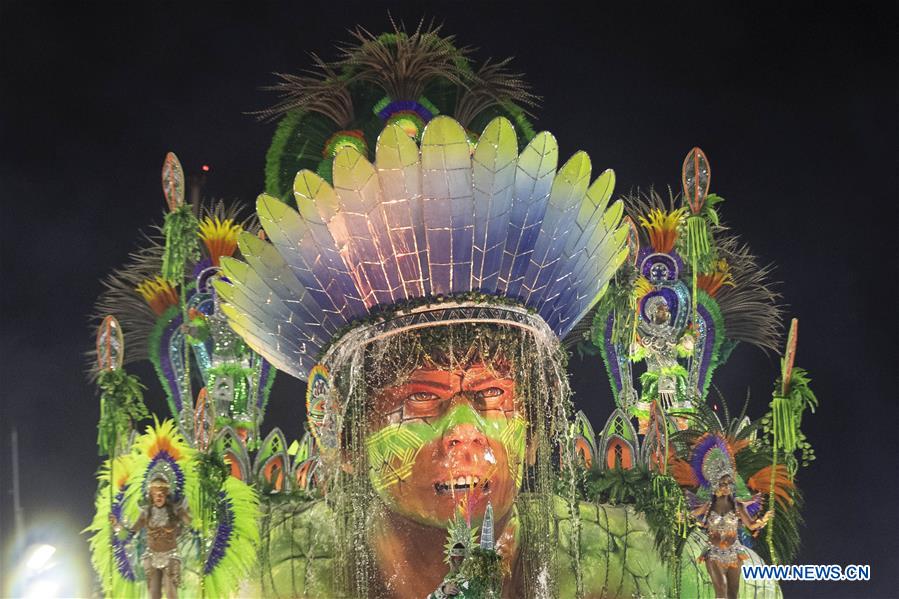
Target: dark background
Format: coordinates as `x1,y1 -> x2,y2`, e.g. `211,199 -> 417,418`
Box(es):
1,1 -> 895,596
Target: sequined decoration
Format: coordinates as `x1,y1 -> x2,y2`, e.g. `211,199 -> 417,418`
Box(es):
96,315 -> 124,371
305,365 -> 330,444
161,152 -> 185,212
681,147 -> 710,214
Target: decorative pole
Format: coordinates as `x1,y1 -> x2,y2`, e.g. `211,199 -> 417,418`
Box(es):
11,428 -> 24,539
767,317 -> 799,564
681,147 -> 712,327
160,152 -> 199,434
95,315 -> 147,594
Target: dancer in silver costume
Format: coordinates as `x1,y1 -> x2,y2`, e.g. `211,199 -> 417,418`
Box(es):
111,474 -> 191,599
693,470 -> 771,599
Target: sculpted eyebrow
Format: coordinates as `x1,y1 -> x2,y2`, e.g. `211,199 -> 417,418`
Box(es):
397,379 -> 453,392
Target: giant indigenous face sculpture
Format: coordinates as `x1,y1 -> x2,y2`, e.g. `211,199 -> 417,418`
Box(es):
351,323 -> 541,530
366,360 -> 526,527
315,318 -> 568,596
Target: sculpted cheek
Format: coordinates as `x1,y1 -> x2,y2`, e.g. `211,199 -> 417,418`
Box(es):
365,423 -> 432,494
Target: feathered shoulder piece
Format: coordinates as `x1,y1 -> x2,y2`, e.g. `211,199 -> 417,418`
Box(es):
85,454 -> 142,598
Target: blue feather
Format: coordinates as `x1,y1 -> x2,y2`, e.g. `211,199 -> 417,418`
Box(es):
500,132 -> 558,298
471,117 -> 518,292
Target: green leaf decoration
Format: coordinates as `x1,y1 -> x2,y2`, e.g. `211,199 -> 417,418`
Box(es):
161,205 -> 200,284
771,368 -> 817,454
96,368 -> 148,456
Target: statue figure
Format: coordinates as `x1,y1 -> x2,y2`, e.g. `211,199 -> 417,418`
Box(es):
631,297 -> 696,431
430,542 -> 470,598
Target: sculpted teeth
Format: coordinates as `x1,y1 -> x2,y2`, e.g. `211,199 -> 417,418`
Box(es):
434,476 -> 489,494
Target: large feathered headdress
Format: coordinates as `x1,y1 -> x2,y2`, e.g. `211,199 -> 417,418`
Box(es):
215,116 -> 629,382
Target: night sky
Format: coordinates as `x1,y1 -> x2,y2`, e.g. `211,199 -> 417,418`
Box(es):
1,2 -> 895,597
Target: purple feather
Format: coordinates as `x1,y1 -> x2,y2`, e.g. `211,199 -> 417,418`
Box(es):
696,303 -> 715,391
204,492 -> 235,574
690,434 -> 731,488
377,100 -> 434,123
110,488 -> 136,581
256,359 -> 272,410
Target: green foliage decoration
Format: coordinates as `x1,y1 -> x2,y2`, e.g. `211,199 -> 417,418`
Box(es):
461,546 -> 503,598
161,204 -> 200,285
96,368 -> 148,456
583,467 -> 689,563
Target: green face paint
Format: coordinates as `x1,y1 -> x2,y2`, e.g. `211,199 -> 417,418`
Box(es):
366,423 -> 427,493
365,403 -> 527,497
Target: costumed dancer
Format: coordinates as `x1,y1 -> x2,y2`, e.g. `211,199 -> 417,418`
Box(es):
681,434 -> 774,599
111,473 -> 191,599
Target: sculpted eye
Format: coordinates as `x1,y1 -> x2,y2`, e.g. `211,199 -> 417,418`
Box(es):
407,391 -> 440,402
476,387 -> 504,399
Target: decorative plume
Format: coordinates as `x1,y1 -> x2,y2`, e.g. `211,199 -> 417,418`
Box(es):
747,464 -> 795,507
638,207 -> 684,253
714,235 -> 783,352
256,53 -> 354,125
454,56 -> 539,127
90,230 -> 167,373
338,19 -> 470,101
136,276 -> 180,315
696,259 -> 735,297
199,216 -> 243,267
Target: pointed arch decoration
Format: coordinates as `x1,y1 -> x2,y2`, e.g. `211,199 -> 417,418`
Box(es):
216,426 -> 251,481
598,408 -> 638,470
254,428 -> 290,492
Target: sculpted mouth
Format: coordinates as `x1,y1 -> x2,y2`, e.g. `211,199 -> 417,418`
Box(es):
434,475 -> 490,495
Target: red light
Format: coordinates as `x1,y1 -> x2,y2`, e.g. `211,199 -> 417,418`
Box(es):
201,164 -> 210,172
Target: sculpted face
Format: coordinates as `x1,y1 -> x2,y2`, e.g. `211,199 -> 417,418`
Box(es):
366,363 -> 526,528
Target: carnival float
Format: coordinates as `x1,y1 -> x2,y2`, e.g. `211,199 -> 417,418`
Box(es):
85,22 -> 818,598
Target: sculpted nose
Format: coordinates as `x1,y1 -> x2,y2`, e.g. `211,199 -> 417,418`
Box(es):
442,423 -> 488,455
